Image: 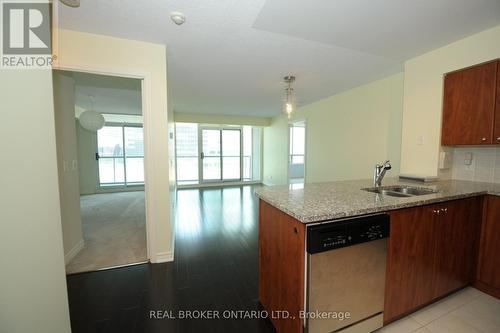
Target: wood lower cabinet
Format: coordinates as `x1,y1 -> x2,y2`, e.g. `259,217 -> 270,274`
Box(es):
384,197 -> 483,323
441,60 -> 498,145
384,205 -> 437,323
475,196 -> 500,298
259,200 -> 305,333
432,198 -> 483,297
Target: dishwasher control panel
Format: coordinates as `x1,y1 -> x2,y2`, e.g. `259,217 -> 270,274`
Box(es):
307,214 -> 390,254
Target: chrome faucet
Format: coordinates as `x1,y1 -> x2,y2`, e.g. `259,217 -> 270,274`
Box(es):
373,160 -> 392,187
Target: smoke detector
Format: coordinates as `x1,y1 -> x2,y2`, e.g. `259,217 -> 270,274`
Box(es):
60,0 -> 80,8
170,12 -> 186,25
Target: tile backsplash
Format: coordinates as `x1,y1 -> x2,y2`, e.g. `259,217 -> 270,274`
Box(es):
452,146 -> 500,183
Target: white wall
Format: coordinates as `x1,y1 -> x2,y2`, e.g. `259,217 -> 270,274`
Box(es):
0,70 -> 71,332
263,73 -> 404,185
76,119 -> 98,195
174,112 -> 271,127
400,24 -> 500,177
53,71 -> 84,262
54,29 -> 173,262
263,115 -> 290,185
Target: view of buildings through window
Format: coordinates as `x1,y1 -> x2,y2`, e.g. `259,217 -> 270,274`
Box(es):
97,125 -> 144,186
175,123 -> 261,185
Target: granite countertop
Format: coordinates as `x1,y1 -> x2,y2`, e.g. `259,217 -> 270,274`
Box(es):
254,178 -> 500,224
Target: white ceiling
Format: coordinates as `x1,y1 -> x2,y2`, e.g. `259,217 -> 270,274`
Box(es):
72,72 -> 142,115
58,0 -> 500,117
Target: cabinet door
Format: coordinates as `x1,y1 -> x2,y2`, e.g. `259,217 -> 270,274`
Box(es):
432,198 -> 482,298
494,62 -> 500,144
384,206 -> 437,323
476,196 -> 500,298
442,61 -> 497,145
259,200 -> 305,333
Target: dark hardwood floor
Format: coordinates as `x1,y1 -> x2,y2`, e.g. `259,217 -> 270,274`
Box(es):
66,185 -> 276,333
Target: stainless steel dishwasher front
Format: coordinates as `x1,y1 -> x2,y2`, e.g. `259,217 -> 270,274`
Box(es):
306,214 -> 390,333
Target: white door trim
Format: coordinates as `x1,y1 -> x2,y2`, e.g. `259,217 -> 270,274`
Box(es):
52,63 -> 157,263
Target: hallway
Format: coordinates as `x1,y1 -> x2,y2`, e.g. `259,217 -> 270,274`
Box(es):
66,185 -> 275,332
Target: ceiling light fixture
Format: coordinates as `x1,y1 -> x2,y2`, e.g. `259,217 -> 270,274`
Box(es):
59,0 -> 80,8
170,11 -> 186,25
283,75 -> 296,119
79,95 -> 105,132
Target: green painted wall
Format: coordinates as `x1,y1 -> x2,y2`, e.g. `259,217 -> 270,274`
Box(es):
263,73 -> 404,185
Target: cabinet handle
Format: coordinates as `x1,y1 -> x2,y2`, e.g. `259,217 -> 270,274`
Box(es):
433,209 -> 440,215
497,137 -> 500,142
481,137 -> 487,142
441,208 -> 448,214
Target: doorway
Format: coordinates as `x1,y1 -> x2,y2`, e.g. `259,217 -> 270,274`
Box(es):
200,127 -> 242,182
288,121 -> 306,184
52,70 -> 148,274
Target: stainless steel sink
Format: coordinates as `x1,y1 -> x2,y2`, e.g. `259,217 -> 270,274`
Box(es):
362,186 -> 438,197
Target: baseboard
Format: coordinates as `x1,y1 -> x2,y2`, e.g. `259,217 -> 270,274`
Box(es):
65,239 -> 84,265
473,280 -> 500,299
154,251 -> 174,263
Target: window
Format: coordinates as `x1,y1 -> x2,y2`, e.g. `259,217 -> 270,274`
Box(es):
289,122 -> 306,183
175,123 -> 199,183
174,123 -> 262,185
243,126 -> 252,180
97,125 -> 144,187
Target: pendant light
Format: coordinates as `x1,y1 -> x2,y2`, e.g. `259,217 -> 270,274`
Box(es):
283,75 -> 296,119
79,95 -> 105,132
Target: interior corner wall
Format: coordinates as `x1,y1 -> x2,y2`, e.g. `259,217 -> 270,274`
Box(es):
400,24 -> 500,177
76,119 -> 98,195
167,56 -> 177,256
53,71 -> 84,262
55,29 -> 173,262
0,70 -> 71,333
263,73 -> 404,185
263,115 -> 290,185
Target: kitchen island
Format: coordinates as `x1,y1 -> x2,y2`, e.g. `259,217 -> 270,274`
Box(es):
255,178 -> 500,333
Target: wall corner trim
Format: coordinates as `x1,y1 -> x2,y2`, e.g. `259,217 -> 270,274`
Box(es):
64,239 -> 84,265
154,251 -> 174,263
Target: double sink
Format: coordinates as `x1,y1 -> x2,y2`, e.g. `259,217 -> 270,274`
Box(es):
362,185 -> 439,198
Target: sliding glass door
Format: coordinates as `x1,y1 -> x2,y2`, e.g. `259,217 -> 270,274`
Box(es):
201,129 -> 222,181
221,129 -> 241,180
200,127 -> 241,183
175,123 -> 261,186
97,124 -> 144,187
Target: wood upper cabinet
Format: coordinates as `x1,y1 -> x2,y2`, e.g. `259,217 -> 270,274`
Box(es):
475,196 -> 500,298
442,61 -> 498,145
385,198 -> 482,323
495,64 -> 500,144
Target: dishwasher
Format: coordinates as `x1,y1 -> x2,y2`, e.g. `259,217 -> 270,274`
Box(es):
306,214 -> 390,333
